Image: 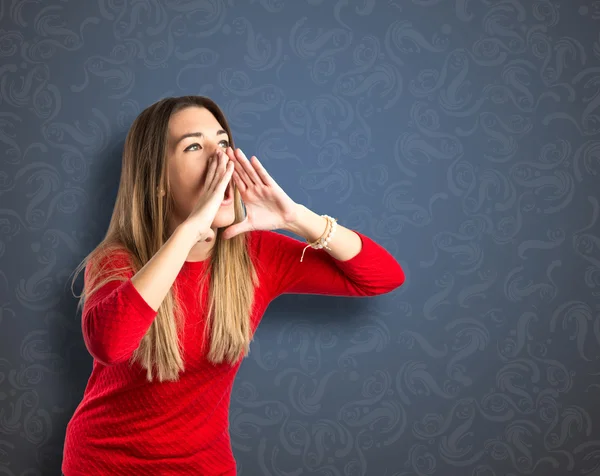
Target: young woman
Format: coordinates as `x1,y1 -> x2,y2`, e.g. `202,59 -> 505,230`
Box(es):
61,95 -> 405,475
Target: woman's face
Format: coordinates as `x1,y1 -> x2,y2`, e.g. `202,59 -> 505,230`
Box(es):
165,106 -> 236,231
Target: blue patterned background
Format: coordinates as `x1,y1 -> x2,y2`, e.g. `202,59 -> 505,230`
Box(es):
2,0 -> 600,474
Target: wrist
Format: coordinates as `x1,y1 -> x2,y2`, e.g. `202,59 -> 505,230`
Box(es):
175,220 -> 205,247
283,204 -> 328,242
282,203 -> 308,235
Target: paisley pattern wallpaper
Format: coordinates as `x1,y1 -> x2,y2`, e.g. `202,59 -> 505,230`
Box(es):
2,1 -> 600,474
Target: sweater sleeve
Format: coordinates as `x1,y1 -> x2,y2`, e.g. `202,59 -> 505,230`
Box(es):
255,229 -> 405,300
81,251 -> 158,366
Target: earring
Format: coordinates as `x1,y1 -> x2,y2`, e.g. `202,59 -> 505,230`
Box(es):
157,188 -> 165,197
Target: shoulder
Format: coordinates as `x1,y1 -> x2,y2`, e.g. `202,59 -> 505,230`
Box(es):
85,245 -> 135,283
89,245 -> 132,268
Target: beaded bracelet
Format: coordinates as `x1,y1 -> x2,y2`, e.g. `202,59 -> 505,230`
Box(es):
300,215 -> 338,262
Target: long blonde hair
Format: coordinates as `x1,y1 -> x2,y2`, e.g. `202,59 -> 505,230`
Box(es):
70,96 -> 259,382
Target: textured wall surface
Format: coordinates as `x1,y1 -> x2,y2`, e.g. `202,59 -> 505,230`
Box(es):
2,1 -> 600,474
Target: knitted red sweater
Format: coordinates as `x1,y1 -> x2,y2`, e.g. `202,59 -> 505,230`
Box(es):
62,229 -> 404,475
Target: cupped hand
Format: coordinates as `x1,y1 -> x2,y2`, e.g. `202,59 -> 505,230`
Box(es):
221,147 -> 299,240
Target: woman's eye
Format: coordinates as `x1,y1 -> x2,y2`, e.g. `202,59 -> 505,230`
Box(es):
184,140 -> 229,152
184,143 -> 201,152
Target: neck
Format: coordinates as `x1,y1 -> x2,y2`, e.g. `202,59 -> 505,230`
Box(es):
186,233 -> 217,261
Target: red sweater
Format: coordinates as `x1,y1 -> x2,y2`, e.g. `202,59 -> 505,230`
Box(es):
62,229 -> 404,475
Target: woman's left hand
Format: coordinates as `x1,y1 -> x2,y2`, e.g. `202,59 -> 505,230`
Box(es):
221,147 -> 299,239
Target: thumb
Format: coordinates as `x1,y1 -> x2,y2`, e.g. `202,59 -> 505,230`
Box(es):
221,217 -> 251,240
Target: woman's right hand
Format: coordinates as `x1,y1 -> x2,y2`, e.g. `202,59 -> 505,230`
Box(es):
183,149 -> 235,243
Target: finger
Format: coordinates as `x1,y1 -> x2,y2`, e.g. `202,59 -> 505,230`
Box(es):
208,151 -> 224,186
250,155 -> 273,187
205,154 -> 219,188
211,151 -> 229,189
225,147 -> 239,176
217,150 -> 229,172
225,146 -> 236,162
225,159 -> 235,181
216,160 -> 234,195
221,217 -> 250,240
235,149 -> 262,187
232,169 -> 246,192
231,151 -> 254,189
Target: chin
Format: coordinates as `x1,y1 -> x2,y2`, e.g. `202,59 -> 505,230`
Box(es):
212,205 -> 237,231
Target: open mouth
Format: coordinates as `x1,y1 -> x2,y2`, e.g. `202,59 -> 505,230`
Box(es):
222,183 -> 233,203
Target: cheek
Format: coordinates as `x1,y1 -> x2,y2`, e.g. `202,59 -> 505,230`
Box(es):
174,164 -> 207,192
196,162 -> 210,183
167,172 -> 203,213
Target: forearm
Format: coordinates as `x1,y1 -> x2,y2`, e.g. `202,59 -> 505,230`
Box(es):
82,223 -> 200,365
268,203 -> 405,297
130,222 -> 199,311
282,203 -> 362,261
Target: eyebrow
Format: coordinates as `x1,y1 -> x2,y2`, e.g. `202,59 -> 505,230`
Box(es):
174,129 -> 228,147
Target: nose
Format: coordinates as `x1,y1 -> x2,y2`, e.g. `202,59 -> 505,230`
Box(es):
205,140 -> 227,161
